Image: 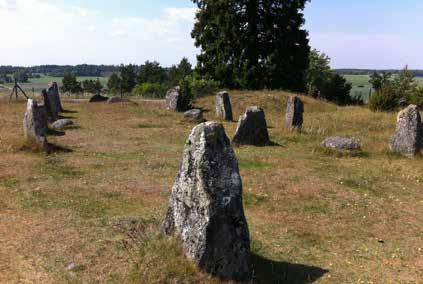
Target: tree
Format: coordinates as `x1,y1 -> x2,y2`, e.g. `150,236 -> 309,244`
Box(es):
119,64 -> 137,94
191,0 -> 310,91
369,71 -> 392,91
13,70 -> 29,83
306,49 -> 332,96
137,61 -> 167,85
393,66 -> 417,99
169,57 -> 193,85
82,78 -> 103,94
107,73 -> 122,94
62,74 -> 82,93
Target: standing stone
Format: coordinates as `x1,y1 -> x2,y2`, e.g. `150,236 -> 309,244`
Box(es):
216,91 -> 233,121
165,86 -> 190,112
389,105 -> 423,156
233,106 -> 270,146
285,96 -> 304,131
42,89 -> 58,121
163,122 -> 251,281
23,99 -> 48,150
47,82 -> 63,113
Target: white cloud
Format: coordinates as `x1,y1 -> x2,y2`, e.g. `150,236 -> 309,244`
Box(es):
0,1 -> 198,66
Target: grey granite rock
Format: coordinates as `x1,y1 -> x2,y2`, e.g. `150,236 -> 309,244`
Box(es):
165,86 -> 190,112
216,91 -> 233,121
233,106 -> 270,146
285,96 -> 304,131
163,122 -> 251,281
23,99 -> 48,150
322,136 -> 361,151
184,109 -> 204,122
51,119 -> 74,130
389,105 -> 423,156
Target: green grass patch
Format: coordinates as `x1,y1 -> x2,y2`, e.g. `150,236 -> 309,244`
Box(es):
0,177 -> 20,189
239,159 -> 272,170
244,192 -> 268,207
37,157 -> 84,178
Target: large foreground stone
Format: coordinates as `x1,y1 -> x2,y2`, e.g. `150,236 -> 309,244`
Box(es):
233,106 -> 270,146
322,136 -> 361,151
389,105 -> 423,156
216,91 -> 233,121
23,99 -> 48,149
163,122 -> 251,280
165,86 -> 190,112
285,96 -> 304,131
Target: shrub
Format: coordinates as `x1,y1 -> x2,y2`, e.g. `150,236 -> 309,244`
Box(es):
369,84 -> 399,112
82,79 -> 103,94
62,74 -> 83,94
408,87 -> 423,107
178,78 -> 194,109
132,83 -> 168,98
187,77 -> 219,98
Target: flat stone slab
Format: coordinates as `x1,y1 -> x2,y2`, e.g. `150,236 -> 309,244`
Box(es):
184,109 -> 204,122
322,136 -> 361,151
51,119 -> 74,130
89,94 -> 109,103
107,97 -> 129,104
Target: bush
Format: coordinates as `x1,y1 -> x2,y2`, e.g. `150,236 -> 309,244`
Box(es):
62,74 -> 83,94
132,83 -> 168,98
82,79 -> 103,94
369,85 -> 399,112
183,76 -> 219,98
408,87 -> 423,107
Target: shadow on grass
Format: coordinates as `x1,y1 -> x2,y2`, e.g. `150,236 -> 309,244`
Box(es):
46,129 -> 66,137
61,109 -> 78,114
47,143 -> 73,154
251,253 -> 328,284
58,114 -> 76,119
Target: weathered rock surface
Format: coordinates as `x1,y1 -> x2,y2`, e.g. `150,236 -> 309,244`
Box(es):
47,82 -> 63,112
165,86 -> 190,112
184,109 -> 204,122
322,136 -> 361,151
233,106 -> 270,146
216,91 -> 233,121
23,99 -> 48,149
389,105 -> 423,156
285,96 -> 304,131
89,93 -> 109,103
163,122 -> 251,280
51,119 -> 74,130
42,89 -> 58,121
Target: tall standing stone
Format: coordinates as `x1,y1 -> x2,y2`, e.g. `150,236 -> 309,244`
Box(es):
163,122 -> 251,281
285,96 -> 304,131
389,105 -> 423,156
23,99 -> 48,150
233,106 -> 270,146
47,82 -> 63,113
42,89 -> 58,121
216,91 -> 233,121
165,86 -> 190,112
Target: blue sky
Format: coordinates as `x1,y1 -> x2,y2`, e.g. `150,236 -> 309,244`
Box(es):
0,0 -> 422,69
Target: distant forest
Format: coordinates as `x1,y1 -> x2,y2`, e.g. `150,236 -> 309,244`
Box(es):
335,69 -> 423,77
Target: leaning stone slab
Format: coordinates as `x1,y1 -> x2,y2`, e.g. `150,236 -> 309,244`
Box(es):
322,136 -> 361,151
23,99 -> 48,150
89,94 -> 109,103
163,122 -> 251,281
165,86 -> 190,112
285,96 -> 304,131
184,109 -> 204,122
216,91 -> 233,121
389,105 -> 423,156
233,106 -> 270,146
51,119 -> 74,130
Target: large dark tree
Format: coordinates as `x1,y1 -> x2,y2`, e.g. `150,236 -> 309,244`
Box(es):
191,0 -> 310,91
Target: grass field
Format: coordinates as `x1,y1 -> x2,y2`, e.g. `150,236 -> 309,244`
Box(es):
0,91 -> 422,283
0,75 -> 109,93
344,74 -> 423,102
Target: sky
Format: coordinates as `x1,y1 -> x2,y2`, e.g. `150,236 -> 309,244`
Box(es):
0,0 -> 422,69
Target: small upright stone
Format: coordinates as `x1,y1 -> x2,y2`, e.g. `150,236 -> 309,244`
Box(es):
216,91 -> 233,121
163,122 -> 251,281
389,105 -> 423,156
285,96 -> 304,131
165,86 -> 190,112
42,89 -> 58,121
23,99 -> 48,150
233,106 -> 270,146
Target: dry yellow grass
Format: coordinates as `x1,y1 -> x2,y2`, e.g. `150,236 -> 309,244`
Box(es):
0,91 -> 422,283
